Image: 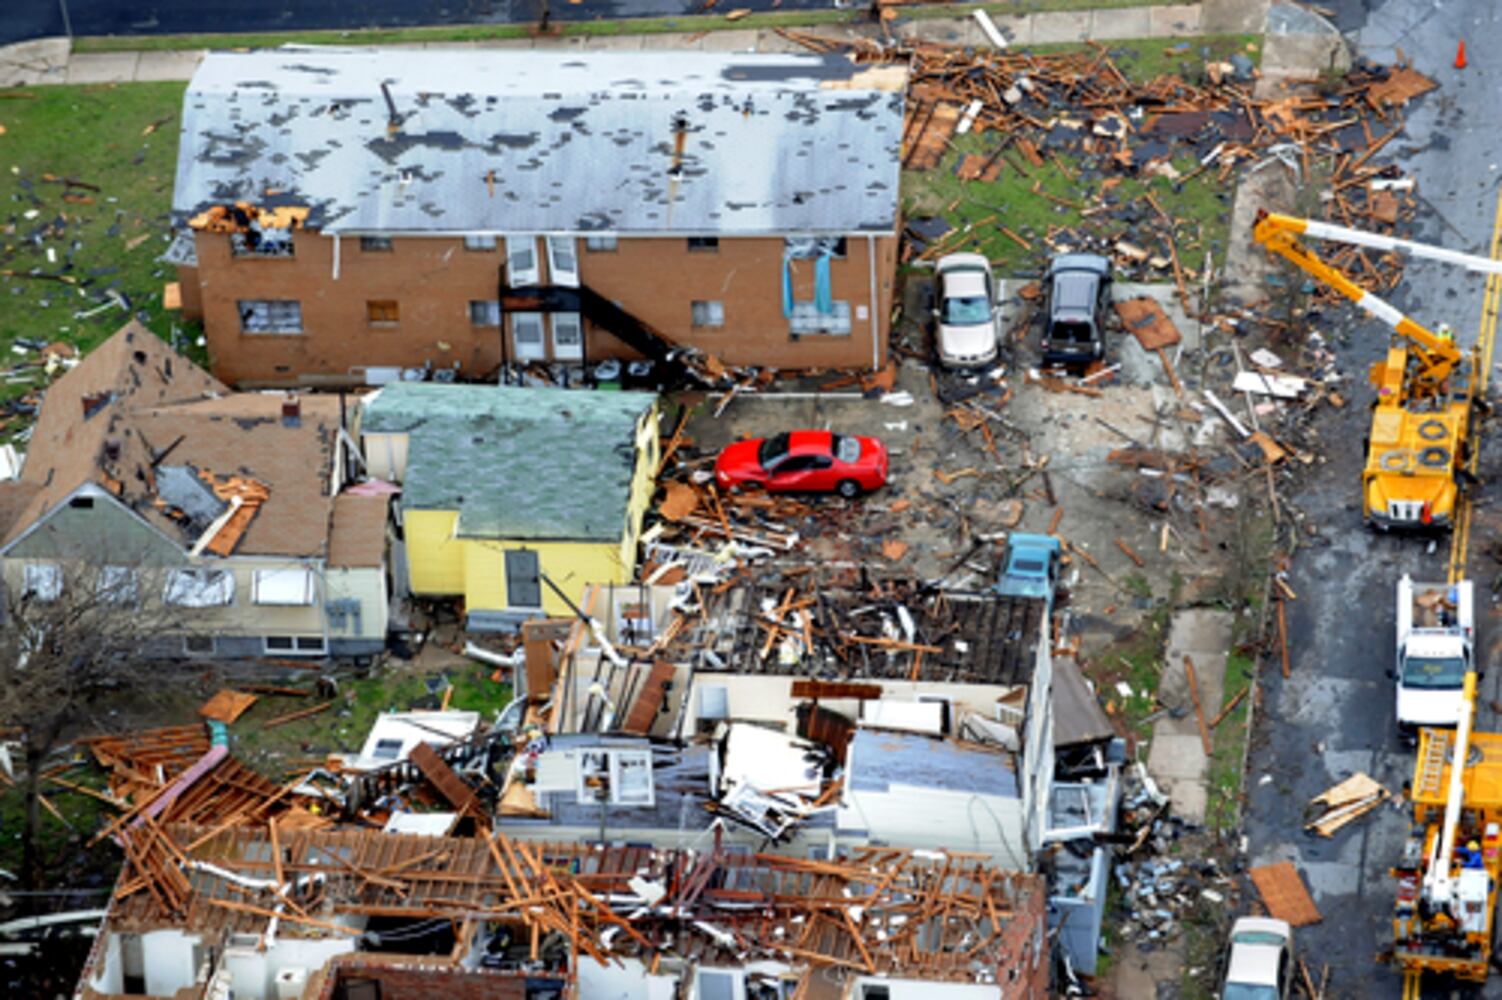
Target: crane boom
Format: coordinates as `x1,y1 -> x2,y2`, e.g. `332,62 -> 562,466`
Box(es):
1251,211 -> 1484,396
1425,672 -> 1479,902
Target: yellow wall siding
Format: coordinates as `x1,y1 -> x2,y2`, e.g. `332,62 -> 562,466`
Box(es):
404,510 -> 465,594
619,406 -> 660,571
462,539 -> 628,615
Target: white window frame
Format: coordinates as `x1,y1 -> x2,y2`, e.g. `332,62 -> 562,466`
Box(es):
584,235 -> 618,252
574,748 -> 655,807
551,312 -> 583,361
163,568 -> 236,608
691,300 -> 725,328
469,300 -> 501,327
238,300 -> 303,335
96,566 -> 139,606
252,568 -> 315,606
545,236 -> 580,287
23,562 -> 62,602
463,235 -> 498,251
505,236 -> 540,286
511,311 -> 546,362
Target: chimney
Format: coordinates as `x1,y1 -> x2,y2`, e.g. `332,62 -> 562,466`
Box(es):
282,393 -> 301,428
668,113 -> 689,178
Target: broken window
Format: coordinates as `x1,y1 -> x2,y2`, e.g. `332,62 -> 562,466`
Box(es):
575,748 -> 655,807
584,235 -> 618,252
360,236 -> 393,252
230,224 -> 294,258
789,301 -> 851,336
469,300 -> 501,327
23,562 -> 62,602
163,568 -> 235,608
463,235 -> 498,251
96,566 -> 139,606
691,300 -> 724,328
238,300 -> 303,334
252,568 -> 315,606
505,236 -> 540,285
367,300 -> 399,326
687,237 -> 719,253
784,236 -> 846,259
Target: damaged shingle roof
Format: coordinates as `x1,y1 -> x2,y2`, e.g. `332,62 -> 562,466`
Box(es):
360,383 -> 654,542
173,48 -> 908,235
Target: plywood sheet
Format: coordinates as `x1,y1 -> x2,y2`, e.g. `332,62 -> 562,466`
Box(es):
1115,297 -> 1181,351
199,689 -> 258,724
1249,861 -> 1322,926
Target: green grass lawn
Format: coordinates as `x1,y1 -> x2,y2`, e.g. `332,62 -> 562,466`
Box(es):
71,1 -> 1187,52
901,34 -> 1259,277
0,82 -> 197,420
230,663 -> 514,777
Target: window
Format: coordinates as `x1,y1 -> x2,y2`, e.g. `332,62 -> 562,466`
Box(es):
584,235 -> 618,252
696,970 -> 736,1000
506,236 -> 540,285
96,566 -> 139,606
252,568 -> 315,606
367,300 -> 400,326
183,635 -> 215,656
575,748 -> 655,806
789,300 -> 852,336
545,237 -> 579,287
69,496 -> 94,509
360,236 -> 393,252
469,300 -> 501,327
230,227 -> 294,258
264,635 -> 327,656
163,568 -> 235,608
463,235 -> 498,251
371,737 -> 404,761
785,236 -> 847,259
691,300 -> 724,328
687,237 -> 719,252
23,563 -> 61,602
238,300 -> 303,335
505,549 -> 541,607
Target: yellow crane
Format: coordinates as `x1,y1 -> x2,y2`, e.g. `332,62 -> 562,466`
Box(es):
1252,210 -> 1502,530
1392,672 -> 1502,996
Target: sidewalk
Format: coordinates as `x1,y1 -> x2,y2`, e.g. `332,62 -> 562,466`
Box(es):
0,2 -> 1220,88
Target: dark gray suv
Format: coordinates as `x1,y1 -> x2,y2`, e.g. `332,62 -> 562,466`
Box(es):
1042,253 -> 1112,367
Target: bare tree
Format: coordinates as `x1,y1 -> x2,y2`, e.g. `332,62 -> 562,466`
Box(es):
0,562 -> 194,897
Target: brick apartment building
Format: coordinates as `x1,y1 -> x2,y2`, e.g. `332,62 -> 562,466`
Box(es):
168,48 -> 908,387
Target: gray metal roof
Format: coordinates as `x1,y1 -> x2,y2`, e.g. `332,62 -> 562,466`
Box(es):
173,48 -> 907,236
361,383 -> 655,541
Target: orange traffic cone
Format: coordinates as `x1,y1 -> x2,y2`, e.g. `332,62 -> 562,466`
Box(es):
1456,39 -> 1468,69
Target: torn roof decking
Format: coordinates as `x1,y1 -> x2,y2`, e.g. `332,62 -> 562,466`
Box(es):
691,573 -> 1047,685
109,823 -> 1040,984
173,49 -> 908,237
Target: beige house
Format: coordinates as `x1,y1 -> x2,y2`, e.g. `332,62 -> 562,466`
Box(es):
0,323 -> 388,658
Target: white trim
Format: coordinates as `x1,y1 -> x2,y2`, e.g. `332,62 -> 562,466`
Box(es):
867,233 -> 880,372
262,634 -> 328,657
331,231 -> 341,281
545,236 -> 580,287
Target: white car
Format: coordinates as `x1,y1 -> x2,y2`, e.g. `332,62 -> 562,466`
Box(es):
1219,917 -> 1293,1000
934,253 -> 1000,368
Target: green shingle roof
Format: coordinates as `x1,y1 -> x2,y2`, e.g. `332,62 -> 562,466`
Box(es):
362,384 -> 655,542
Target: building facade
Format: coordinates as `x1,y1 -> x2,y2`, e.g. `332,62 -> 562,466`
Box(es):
169,49 -> 907,387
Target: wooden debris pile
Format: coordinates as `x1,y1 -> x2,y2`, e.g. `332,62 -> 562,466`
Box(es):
108,825 -> 1045,990
780,31 -> 1435,284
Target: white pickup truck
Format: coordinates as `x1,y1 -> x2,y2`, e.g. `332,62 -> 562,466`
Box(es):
1394,574 -> 1475,741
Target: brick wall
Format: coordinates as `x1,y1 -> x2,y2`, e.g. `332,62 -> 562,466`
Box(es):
188,231 -> 897,387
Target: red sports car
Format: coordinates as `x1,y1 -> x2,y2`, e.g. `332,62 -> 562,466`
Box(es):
714,430 -> 889,498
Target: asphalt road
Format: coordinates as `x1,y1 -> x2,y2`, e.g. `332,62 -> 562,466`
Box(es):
1244,1 -> 1502,997
4,0 -> 844,45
